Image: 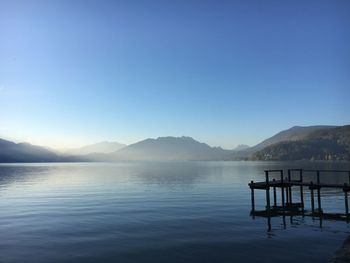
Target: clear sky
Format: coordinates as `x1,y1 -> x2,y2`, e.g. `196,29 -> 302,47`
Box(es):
0,0 -> 349,149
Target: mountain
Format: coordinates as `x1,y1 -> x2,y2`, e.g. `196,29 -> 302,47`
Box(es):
0,138 -> 85,163
252,125 -> 350,161
250,125 -> 337,152
65,141 -> 126,155
231,125 -> 337,159
102,136 -> 232,161
233,144 -> 250,151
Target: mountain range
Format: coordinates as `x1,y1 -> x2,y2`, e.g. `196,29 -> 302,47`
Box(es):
0,125 -> 349,162
0,139 -> 85,163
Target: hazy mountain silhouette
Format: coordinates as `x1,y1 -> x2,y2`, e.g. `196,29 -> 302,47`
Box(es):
0,139 -> 85,163
233,144 -> 250,151
106,136 -> 231,161
65,141 -> 126,155
1,125 -> 349,162
252,125 -> 350,161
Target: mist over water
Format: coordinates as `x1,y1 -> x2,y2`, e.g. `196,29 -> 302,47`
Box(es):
0,161 -> 350,263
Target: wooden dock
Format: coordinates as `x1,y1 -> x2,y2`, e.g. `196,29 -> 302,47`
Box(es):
249,169 -> 350,220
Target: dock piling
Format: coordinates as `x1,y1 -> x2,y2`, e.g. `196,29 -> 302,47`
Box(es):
300,169 -> 304,210
265,171 -> 270,214
250,180 -> 255,212
280,170 -> 285,208
317,187 -> 322,214
288,170 -> 292,205
310,181 -> 315,214
344,183 -> 349,216
316,171 -> 322,214
285,180 -> 289,205
273,179 -> 277,207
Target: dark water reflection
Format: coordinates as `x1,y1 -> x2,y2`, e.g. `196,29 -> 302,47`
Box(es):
0,161 -> 350,263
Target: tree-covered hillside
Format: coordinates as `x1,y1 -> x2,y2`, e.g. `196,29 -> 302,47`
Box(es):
252,126 -> 350,161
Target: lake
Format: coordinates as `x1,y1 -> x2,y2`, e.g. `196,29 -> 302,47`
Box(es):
1,161 -> 350,263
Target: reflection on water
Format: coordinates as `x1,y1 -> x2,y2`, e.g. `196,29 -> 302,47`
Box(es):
0,161 -> 350,263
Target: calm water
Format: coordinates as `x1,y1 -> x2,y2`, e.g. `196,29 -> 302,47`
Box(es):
1,161 -> 350,263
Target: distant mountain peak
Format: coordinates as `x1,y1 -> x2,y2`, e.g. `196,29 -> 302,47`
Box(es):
107,136 -> 231,161
180,136 -> 195,140
234,144 -> 250,151
65,141 -> 126,155
155,136 -> 195,141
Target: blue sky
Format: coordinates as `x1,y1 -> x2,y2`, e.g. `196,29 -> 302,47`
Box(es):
0,0 -> 349,149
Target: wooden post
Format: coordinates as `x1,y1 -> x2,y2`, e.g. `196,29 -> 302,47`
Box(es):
288,170 -> 292,205
250,180 -> 255,212
265,171 -> 270,214
300,169 -> 304,210
285,177 -> 289,205
289,187 -> 293,205
317,186 -> 322,214
310,181 -> 315,214
317,171 -> 321,214
273,179 -> 277,208
280,170 -> 285,209
344,183 -> 349,216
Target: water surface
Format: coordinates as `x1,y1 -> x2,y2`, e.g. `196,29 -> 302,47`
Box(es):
0,161 -> 350,263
